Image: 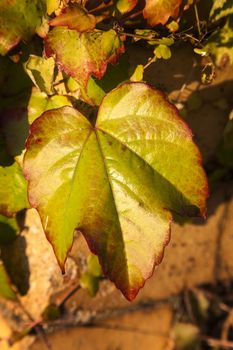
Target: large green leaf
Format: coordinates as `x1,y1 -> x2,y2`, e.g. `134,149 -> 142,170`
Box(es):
143,0 -> 182,26
0,0 -> 46,56
45,27 -> 125,87
23,83 -> 208,300
0,162 -> 29,217
0,263 -> 17,300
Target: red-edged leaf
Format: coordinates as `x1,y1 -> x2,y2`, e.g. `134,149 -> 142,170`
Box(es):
143,0 -> 183,26
23,83 -> 208,300
45,27 -> 125,87
50,4 -> 96,32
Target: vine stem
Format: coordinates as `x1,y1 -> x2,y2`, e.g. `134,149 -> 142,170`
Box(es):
202,336 -> 233,349
194,4 -> 201,37
121,31 -> 158,42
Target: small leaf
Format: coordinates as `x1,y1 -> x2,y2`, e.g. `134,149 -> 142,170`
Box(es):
0,0 -> 46,55
80,272 -> 99,297
173,323 -> 200,350
143,0 -> 182,26
45,27 -> 125,87
0,162 -> 29,217
154,45 -> 172,59
116,0 -> 138,14
24,56 -> 55,95
0,262 -> 17,300
130,64 -> 144,81
50,4 -> 97,32
87,254 -> 102,277
24,83 -> 208,300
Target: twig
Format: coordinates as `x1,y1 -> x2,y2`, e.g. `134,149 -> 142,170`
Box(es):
202,336 -> 233,349
222,308 -> 233,342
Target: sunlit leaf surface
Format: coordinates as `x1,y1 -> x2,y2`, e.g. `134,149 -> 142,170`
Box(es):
24,83 -> 208,300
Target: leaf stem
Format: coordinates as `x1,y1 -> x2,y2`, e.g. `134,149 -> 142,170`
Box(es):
143,56 -> 157,70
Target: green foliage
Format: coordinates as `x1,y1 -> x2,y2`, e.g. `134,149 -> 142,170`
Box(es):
3,0 -> 232,301
0,263 -> 17,300
0,0 -> 46,55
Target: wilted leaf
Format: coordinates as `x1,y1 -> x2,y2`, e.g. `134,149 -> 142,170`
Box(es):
45,27 -> 125,87
0,162 -> 29,217
116,0 -> 138,14
24,56 -> 55,95
0,263 -> 17,300
0,0 -> 46,55
143,0 -> 182,26
50,4 -> 96,32
24,83 -> 207,300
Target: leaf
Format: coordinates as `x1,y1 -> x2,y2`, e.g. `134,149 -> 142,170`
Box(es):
50,4 -> 97,32
130,64 -> 144,81
0,214 -> 18,245
0,105 -> 29,158
23,83 -> 208,300
87,254 -> 102,277
80,272 -> 100,297
0,162 -> 29,217
173,323 -> 200,350
154,45 -> 172,59
0,262 -> 17,300
45,27 -> 125,87
86,54 -> 130,105
24,56 -> 55,95
143,0 -> 183,26
115,0 -> 138,14
28,89 -> 72,124
210,0 -> 233,22
0,0 -> 46,55
204,16 -> 233,67
46,0 -> 60,15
